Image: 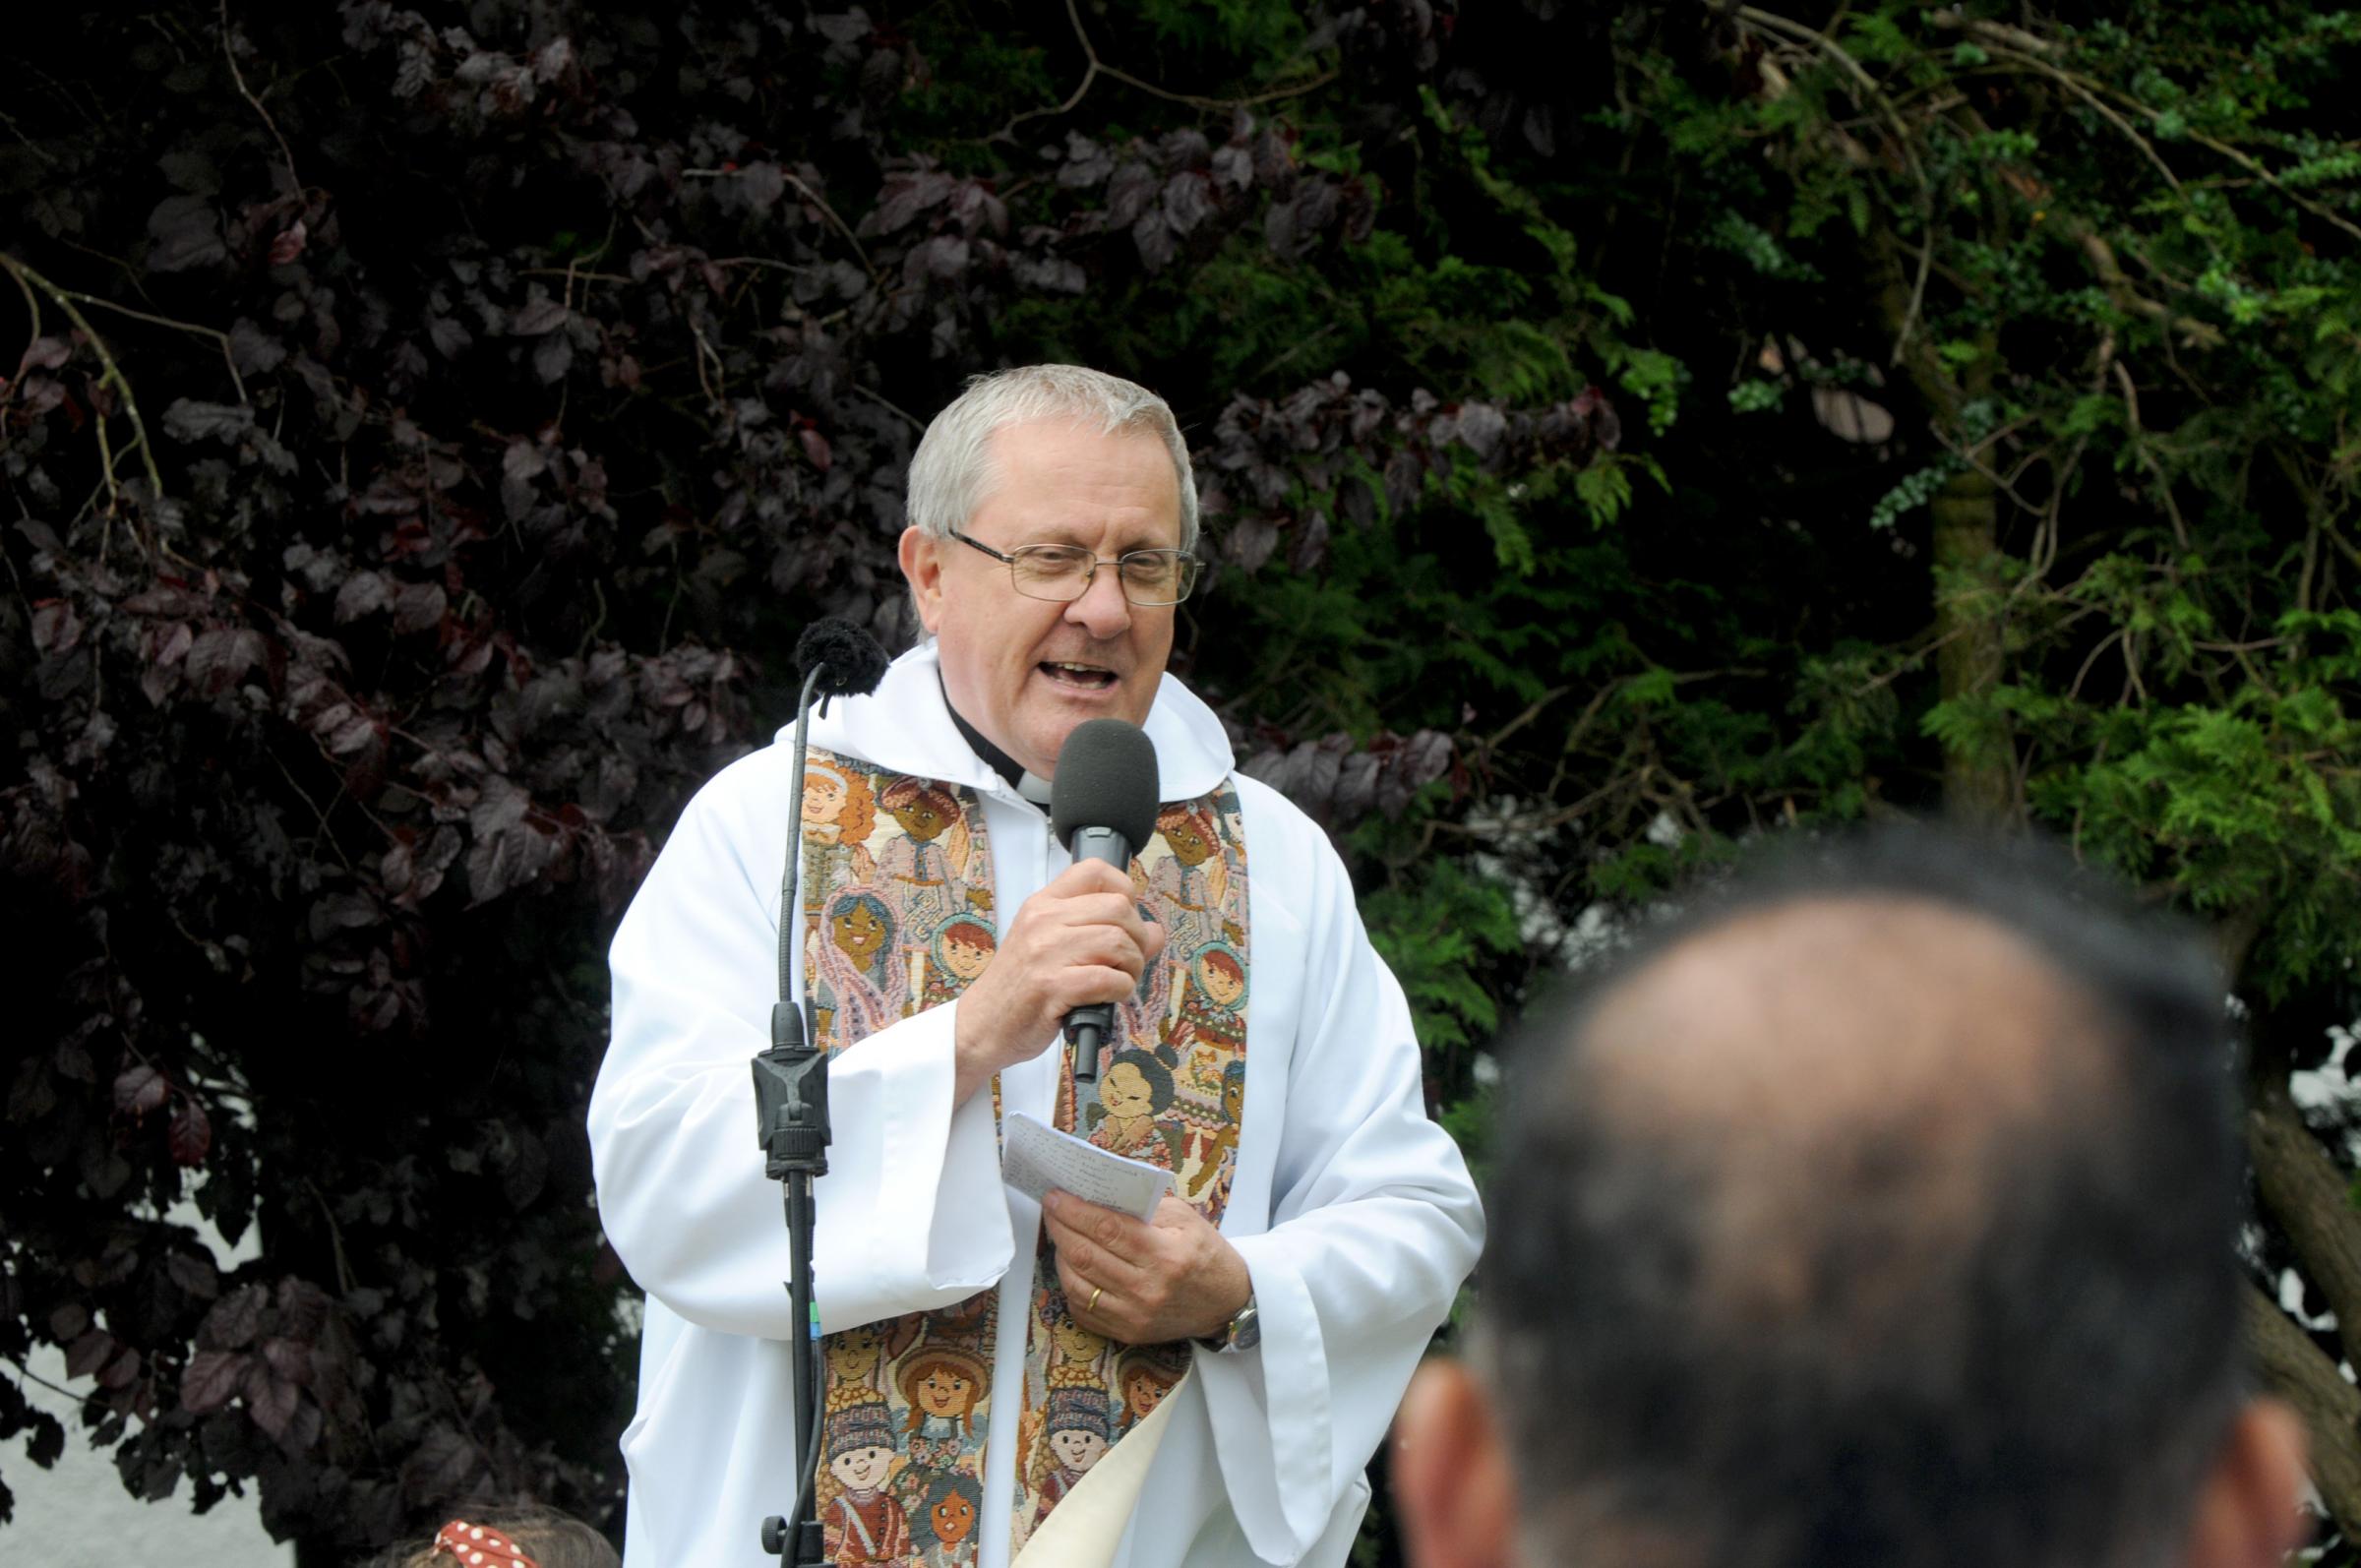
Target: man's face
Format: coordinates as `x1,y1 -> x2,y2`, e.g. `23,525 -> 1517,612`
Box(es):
829,1444 -> 892,1492
899,418 -> 1181,778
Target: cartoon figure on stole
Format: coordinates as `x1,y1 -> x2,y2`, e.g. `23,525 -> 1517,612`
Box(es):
1147,802 -> 1227,959
1086,1048 -> 1183,1169
812,887 -> 903,1045
825,1321 -> 895,1411
802,755 -> 878,906
822,1398 -> 914,1563
1116,1345 -> 1187,1435
876,778 -> 968,939
1183,1057 -> 1249,1201
921,915 -> 997,1011
1046,1306 -> 1113,1389
897,1342 -> 989,1474
1166,940 -> 1246,1059
915,1471 -> 983,1567
1031,1386 -> 1116,1529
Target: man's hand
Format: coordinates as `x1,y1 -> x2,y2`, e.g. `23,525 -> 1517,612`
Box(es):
1042,1190 -> 1251,1347
952,860 -> 1165,1102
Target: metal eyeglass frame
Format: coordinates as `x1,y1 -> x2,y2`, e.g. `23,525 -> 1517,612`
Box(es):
948,528 -> 1201,607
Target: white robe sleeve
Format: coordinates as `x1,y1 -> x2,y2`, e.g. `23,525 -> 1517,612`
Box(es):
1190,818 -> 1486,1565
587,758 -> 1014,1342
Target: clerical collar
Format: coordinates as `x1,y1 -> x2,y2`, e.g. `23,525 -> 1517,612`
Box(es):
942,686 -> 1056,806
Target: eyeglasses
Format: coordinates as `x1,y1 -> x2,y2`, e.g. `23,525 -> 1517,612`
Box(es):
949,530 -> 1201,607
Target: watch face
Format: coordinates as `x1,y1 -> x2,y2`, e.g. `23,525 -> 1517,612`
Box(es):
1231,1302 -> 1261,1352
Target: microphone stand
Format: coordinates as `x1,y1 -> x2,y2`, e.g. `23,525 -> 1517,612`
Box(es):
755,661 -> 837,1568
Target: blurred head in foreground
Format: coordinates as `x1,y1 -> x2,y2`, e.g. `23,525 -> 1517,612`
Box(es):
1394,826 -> 2306,1568
367,1507 -> 618,1568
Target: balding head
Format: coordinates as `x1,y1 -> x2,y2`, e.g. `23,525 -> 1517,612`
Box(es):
1575,895 -> 2115,1342
1403,828 -> 2280,1568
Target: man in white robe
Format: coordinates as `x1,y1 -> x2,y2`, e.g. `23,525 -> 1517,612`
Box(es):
589,365 -> 1484,1567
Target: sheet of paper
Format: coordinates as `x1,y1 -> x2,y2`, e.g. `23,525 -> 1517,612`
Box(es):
1002,1111 -> 1172,1222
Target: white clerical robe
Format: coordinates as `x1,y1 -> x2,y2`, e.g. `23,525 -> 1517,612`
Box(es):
589,642 -> 1484,1567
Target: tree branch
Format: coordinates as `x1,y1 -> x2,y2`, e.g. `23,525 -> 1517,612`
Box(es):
219,0 -> 300,195
994,0 -> 1337,143
2240,1279 -> 2361,1541
0,251 -> 169,532
2246,1084 -> 2361,1374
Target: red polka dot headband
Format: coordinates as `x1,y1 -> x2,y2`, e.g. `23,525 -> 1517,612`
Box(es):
432,1521 -> 540,1568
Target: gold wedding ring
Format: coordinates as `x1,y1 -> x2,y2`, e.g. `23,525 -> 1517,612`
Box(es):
1086,1284 -> 1104,1313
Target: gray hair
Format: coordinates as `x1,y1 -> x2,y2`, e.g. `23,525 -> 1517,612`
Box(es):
905,365 -> 1199,554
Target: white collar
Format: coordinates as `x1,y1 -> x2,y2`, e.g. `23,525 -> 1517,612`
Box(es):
794,640 -> 1236,805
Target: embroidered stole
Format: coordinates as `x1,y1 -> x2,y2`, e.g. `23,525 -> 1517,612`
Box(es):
799,750 -> 1251,1565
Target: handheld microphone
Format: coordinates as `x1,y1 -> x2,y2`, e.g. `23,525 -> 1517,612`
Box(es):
1049,718 -> 1160,1087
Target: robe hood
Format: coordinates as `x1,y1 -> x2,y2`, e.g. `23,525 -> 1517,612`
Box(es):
790,639 -> 1237,805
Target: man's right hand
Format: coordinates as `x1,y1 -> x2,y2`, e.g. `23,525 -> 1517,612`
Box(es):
951,859 -> 1165,1103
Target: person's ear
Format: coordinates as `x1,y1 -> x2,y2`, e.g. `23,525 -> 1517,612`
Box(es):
899,526 -> 945,634
1393,1359 -> 1518,1568
2177,1398 -> 2310,1568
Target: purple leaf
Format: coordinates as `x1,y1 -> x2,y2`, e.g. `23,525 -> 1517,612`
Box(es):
113,1064 -> 168,1117
168,1100 -> 213,1166
334,571 -> 392,623
147,194 -> 227,272
182,1349 -> 248,1414
199,1285 -> 267,1352
511,296 -> 570,336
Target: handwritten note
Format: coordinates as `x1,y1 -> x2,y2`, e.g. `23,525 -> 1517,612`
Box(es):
1002,1112 -> 1172,1221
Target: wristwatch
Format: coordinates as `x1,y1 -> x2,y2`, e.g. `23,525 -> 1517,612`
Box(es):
1197,1292 -> 1260,1355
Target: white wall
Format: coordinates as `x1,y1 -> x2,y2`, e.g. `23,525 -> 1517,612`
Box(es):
7,1342 -> 294,1568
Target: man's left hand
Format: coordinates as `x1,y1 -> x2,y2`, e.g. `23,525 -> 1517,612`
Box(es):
1043,1190 -> 1251,1347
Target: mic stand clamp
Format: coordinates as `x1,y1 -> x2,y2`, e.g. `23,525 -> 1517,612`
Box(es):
753,999 -> 829,1568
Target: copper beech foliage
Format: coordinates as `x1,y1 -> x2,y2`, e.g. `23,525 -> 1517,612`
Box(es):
0,0 -> 1608,1552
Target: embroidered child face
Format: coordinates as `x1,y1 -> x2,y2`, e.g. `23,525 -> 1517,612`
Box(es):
1053,1315 -> 1104,1361
1100,1062 -> 1155,1122
831,900 -> 887,962
828,1326 -> 885,1380
916,1364 -> 976,1417
829,1444 -> 893,1492
890,793 -> 951,842
1203,960 -> 1244,1010
941,932 -> 994,982
805,769 -> 847,826
1050,1427 -> 1109,1474
929,1487 -> 977,1544
899,418 -> 1181,780
1158,814 -> 1213,867
1123,1367 -> 1174,1420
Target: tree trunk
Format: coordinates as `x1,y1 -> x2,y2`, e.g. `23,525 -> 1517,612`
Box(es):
2247,1088 -> 2361,1375
2241,1280 -> 2361,1540
1928,466 -> 2013,824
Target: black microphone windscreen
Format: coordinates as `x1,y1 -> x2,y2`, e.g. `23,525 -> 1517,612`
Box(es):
794,618 -> 891,700
1051,719 -> 1160,850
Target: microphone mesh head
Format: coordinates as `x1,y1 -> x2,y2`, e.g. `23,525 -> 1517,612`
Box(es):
1050,719 -> 1160,850
794,618 -> 891,699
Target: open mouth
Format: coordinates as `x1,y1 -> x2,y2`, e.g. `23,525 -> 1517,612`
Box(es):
1039,660 -> 1120,692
